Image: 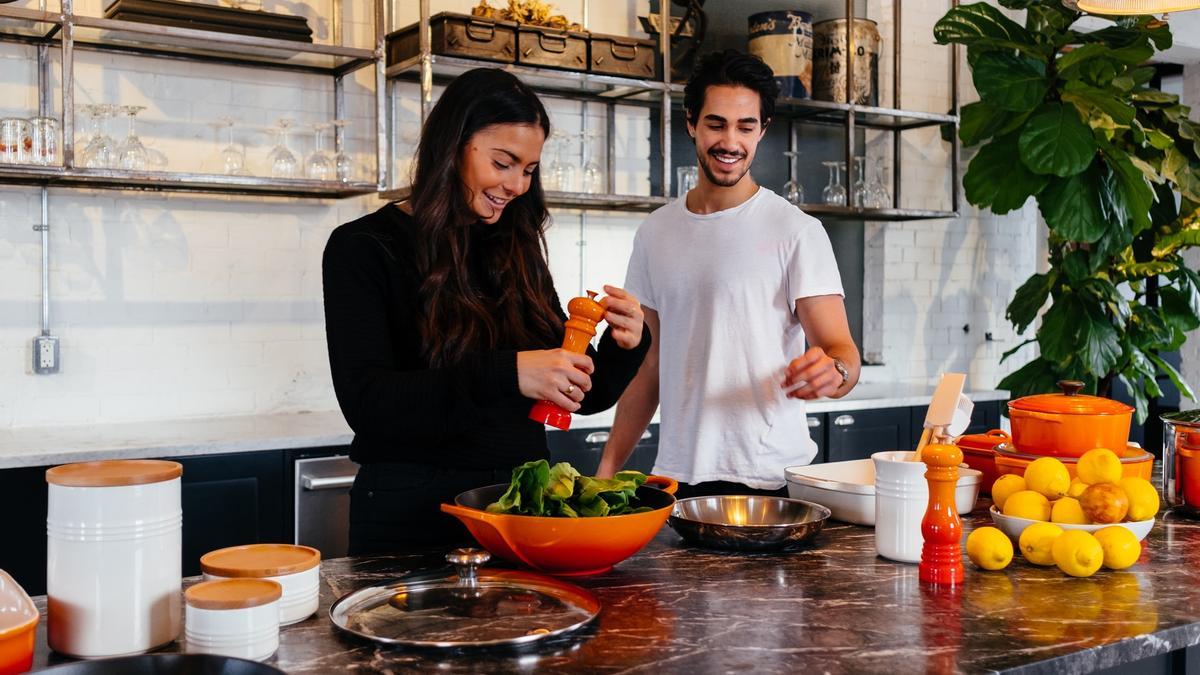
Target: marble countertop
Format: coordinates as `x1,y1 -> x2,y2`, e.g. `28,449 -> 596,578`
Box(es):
0,385 -> 1009,470
27,497 -> 1198,674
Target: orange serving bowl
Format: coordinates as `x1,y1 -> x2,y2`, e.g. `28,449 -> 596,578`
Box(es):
993,443 -> 1154,482
441,475 -> 677,576
0,570 -> 37,675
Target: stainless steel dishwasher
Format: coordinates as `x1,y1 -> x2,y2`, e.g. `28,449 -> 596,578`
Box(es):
294,455 -> 358,559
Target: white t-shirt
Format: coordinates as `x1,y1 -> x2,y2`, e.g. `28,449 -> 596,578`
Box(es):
624,186 -> 845,489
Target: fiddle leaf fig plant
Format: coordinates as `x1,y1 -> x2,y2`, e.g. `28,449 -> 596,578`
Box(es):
934,0 -> 1200,421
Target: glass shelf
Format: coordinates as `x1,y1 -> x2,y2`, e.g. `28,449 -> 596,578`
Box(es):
380,186 -> 670,213
386,54 -> 667,103
0,164 -> 378,198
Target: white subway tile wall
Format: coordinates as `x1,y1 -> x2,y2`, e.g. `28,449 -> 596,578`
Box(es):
0,0 -> 1036,429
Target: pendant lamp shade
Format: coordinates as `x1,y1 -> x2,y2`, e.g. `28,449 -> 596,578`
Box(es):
1075,0 -> 1200,14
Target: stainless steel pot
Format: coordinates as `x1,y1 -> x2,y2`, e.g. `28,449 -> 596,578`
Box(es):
667,495 -> 830,551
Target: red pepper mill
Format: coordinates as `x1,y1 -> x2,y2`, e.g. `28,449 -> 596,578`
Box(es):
528,290 -> 605,431
919,443 -> 964,586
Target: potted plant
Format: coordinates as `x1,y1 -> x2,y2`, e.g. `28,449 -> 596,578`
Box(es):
933,0 -> 1200,421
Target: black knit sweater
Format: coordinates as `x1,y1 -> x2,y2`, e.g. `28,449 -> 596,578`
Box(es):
322,203 -> 651,468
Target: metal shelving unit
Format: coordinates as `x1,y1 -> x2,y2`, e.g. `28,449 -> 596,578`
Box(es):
385,0 -> 959,221
0,0 -> 388,197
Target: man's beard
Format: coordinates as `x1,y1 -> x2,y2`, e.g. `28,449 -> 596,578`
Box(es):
696,146 -> 750,188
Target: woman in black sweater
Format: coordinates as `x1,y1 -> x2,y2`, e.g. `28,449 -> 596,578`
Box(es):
322,68 -> 652,554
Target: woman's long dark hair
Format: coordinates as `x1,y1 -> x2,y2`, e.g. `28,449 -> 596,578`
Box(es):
408,68 -> 560,367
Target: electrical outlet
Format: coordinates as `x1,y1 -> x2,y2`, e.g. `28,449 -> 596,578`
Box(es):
33,335 -> 59,374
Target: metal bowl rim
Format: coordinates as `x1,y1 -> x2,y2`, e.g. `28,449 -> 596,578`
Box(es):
669,495 -> 832,529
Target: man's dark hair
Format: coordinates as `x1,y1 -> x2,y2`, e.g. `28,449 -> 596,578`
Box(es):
683,49 -> 780,127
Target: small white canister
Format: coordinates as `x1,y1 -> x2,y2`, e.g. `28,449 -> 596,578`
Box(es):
46,460 -> 182,657
872,450 -> 927,563
185,578 -> 281,662
200,544 -> 320,625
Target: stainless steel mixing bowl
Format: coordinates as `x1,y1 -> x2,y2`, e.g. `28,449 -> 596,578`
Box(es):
668,495 -> 831,551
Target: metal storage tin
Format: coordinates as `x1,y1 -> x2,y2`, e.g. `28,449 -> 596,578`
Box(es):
813,18 -> 881,105
517,25 -> 588,71
747,10 -> 813,100
589,33 -> 658,79
386,12 -> 517,66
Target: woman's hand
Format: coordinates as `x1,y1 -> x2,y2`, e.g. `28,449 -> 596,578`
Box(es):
517,349 -> 594,411
600,285 -> 644,350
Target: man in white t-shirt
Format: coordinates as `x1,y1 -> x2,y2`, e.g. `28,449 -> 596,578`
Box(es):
596,49 -> 861,497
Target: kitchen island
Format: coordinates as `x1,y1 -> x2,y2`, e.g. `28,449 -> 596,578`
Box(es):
26,501 -> 1200,674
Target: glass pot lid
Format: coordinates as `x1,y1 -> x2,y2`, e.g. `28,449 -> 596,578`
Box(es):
1008,380 -> 1133,416
328,549 -> 600,648
1163,409 -> 1200,427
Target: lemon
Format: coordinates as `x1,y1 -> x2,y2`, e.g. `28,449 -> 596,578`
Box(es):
1052,530 -> 1104,577
1019,521 -> 1064,566
966,526 -> 1014,571
1077,448 -> 1123,485
1119,477 -> 1160,521
1093,525 -> 1141,570
1004,490 -> 1052,521
1067,478 -> 1088,499
1051,496 -> 1090,525
991,474 -> 1027,512
1025,457 -> 1071,499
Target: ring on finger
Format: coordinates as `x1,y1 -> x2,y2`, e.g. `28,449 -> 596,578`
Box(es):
566,384 -> 575,395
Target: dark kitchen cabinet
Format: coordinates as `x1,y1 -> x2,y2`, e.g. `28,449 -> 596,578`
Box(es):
0,450 -> 288,595
548,424 -> 659,476
826,408 -> 912,463
908,400 -> 1003,449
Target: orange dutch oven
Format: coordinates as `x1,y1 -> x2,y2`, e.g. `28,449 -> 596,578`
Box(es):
441,475 -> 678,576
1008,380 -> 1133,458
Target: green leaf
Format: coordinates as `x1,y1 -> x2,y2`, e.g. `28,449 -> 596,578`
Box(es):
1116,259 -> 1178,280
1000,337 -> 1037,363
1007,272 -> 1053,334
1061,81 -> 1135,126
1151,228 -> 1200,257
959,101 -> 1012,146
1130,304 -> 1174,350
1063,249 -> 1090,283
1079,303 -> 1124,375
1146,128 -> 1175,149
1039,165 -> 1108,243
1081,59 -> 1119,88
1100,144 -> 1154,234
974,52 -> 1048,112
1056,43 -> 1110,76
1116,373 -> 1150,424
934,3 -> 1044,60
546,462 -> 580,501
1019,103 -> 1097,177
1039,294 -> 1087,362
1161,284 -> 1200,332
1108,42 -> 1154,65
1162,147 -> 1200,203
1090,221 -> 1134,270
998,357 -> 1059,402
1133,90 -> 1179,105
1080,277 -> 1132,325
1148,351 -> 1197,401
964,136 -> 1050,214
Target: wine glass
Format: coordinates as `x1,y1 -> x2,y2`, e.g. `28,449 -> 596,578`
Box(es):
821,161 -> 847,206
782,150 -> 805,205
270,118 -> 298,179
305,122 -> 334,180
581,131 -> 603,194
542,133 -> 561,191
80,104 -> 115,169
217,117 -> 245,176
330,119 -> 354,183
867,160 -> 892,209
550,130 -> 576,192
851,156 -> 867,208
116,105 -> 148,171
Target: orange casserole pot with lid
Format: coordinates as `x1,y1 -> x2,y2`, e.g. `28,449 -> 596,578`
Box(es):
1008,380 -> 1133,457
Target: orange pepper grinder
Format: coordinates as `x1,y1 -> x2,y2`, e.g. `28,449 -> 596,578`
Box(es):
529,290 -> 605,431
919,443 -> 964,586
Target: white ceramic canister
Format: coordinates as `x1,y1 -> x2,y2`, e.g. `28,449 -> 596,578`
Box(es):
46,460 -> 182,657
185,578 -> 281,662
872,450 -> 928,563
200,544 -> 320,625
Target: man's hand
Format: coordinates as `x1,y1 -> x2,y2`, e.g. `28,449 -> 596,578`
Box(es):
783,346 -> 843,400
600,285 -> 645,350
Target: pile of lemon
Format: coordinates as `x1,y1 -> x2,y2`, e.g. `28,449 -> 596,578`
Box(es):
966,448 -> 1159,578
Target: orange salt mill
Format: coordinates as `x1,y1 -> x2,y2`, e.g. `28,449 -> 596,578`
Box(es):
919,443 -> 964,586
528,290 -> 605,431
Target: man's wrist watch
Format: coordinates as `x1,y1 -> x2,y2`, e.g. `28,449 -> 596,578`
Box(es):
832,358 -> 850,388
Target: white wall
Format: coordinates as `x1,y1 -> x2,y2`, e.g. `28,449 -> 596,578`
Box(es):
0,0 -> 1039,429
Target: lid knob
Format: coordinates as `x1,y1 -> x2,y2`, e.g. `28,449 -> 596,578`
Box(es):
447,548 -> 490,586
1057,380 -> 1085,397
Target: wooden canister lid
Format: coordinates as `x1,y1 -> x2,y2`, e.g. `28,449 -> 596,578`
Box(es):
201,544 -> 321,578
46,460 -> 182,487
185,578 -> 282,610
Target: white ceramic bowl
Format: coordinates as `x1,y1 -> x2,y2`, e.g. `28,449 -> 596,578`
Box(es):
784,458 -> 981,526
988,506 -> 1155,541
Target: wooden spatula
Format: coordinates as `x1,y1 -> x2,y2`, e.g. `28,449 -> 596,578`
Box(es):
913,373 -> 966,462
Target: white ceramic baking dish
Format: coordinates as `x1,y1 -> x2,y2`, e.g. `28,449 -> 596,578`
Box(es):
785,458 -> 981,526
